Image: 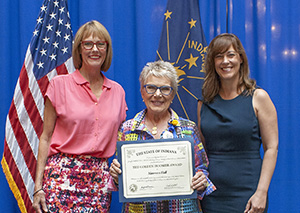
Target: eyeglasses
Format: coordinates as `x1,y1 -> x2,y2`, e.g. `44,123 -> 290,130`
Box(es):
143,84 -> 173,96
81,40 -> 107,50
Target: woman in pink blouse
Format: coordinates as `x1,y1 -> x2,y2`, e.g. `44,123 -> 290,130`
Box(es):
32,20 -> 127,213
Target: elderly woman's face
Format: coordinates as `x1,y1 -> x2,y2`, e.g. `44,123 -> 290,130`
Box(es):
141,75 -> 174,115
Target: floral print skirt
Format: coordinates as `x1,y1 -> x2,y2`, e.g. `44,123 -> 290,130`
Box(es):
43,153 -> 111,213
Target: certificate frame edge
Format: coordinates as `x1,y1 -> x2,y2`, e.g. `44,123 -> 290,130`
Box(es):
116,138 -> 197,203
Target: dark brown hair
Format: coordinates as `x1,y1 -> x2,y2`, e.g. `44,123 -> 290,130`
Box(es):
202,33 -> 256,102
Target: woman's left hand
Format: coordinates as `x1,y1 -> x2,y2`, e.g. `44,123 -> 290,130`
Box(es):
244,190 -> 267,213
191,171 -> 208,191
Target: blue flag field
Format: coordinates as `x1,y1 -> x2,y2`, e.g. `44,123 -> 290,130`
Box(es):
156,0 -> 207,123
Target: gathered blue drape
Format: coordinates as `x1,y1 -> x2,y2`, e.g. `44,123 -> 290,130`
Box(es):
1,0 -> 299,212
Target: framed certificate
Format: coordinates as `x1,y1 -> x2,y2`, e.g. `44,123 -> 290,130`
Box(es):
116,138 -> 197,202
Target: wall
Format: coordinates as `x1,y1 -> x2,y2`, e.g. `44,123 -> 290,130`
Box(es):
0,0 -> 299,212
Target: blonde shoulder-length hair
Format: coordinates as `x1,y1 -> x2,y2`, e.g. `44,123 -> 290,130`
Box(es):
72,20 -> 113,71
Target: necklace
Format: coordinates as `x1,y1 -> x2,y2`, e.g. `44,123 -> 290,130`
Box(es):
146,118 -> 158,135
145,112 -> 170,136
151,125 -> 158,135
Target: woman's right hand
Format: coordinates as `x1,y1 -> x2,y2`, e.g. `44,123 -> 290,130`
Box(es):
32,189 -> 48,213
109,159 -> 122,184
33,97 -> 55,212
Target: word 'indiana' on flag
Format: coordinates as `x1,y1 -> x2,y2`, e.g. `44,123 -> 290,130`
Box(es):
156,0 -> 207,124
1,0 -> 75,212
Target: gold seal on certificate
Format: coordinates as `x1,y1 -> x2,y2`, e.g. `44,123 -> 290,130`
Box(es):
117,138 -> 196,202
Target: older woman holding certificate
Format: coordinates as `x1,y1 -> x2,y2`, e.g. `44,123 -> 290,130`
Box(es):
109,60 -> 215,213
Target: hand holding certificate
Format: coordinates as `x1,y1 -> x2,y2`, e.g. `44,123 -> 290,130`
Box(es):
116,138 -> 197,202
108,61 -> 215,212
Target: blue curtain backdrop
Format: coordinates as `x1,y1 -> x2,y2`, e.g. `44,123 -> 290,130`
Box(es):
0,0 -> 299,212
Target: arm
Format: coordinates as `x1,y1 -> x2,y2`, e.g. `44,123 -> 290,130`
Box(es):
32,98 -> 57,213
197,100 -> 207,151
244,89 -> 278,213
108,124 -> 126,191
191,122 -> 216,199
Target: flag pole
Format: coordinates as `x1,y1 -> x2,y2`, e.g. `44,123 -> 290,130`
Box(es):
226,0 -> 229,33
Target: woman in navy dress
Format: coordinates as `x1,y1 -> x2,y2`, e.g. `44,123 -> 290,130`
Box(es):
197,33 -> 278,213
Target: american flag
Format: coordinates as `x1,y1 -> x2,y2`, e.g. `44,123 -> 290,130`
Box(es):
1,0 -> 74,212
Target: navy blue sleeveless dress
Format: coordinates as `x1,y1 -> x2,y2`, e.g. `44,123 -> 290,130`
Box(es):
200,92 -> 268,212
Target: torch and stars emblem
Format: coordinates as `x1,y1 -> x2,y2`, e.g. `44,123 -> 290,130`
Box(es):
156,0 -> 207,123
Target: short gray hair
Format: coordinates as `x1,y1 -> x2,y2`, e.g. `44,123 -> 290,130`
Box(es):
139,61 -> 178,94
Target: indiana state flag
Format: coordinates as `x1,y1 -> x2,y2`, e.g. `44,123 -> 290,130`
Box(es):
156,0 -> 207,123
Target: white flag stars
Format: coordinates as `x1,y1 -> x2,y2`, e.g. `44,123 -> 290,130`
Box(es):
43,37 -> 50,44
30,0 -> 73,75
40,49 -> 47,56
59,7 -> 65,14
33,30 -> 39,36
46,24 -> 53,31
41,5 -> 47,12
58,18 -> 63,25
61,47 -> 68,54
49,53 -> 57,61
37,17 -> 43,24
56,30 -> 61,37
37,61 -> 44,69
64,33 -> 70,41
53,0 -> 59,7
49,12 -> 57,20
65,22 -> 71,29
52,41 -> 59,48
